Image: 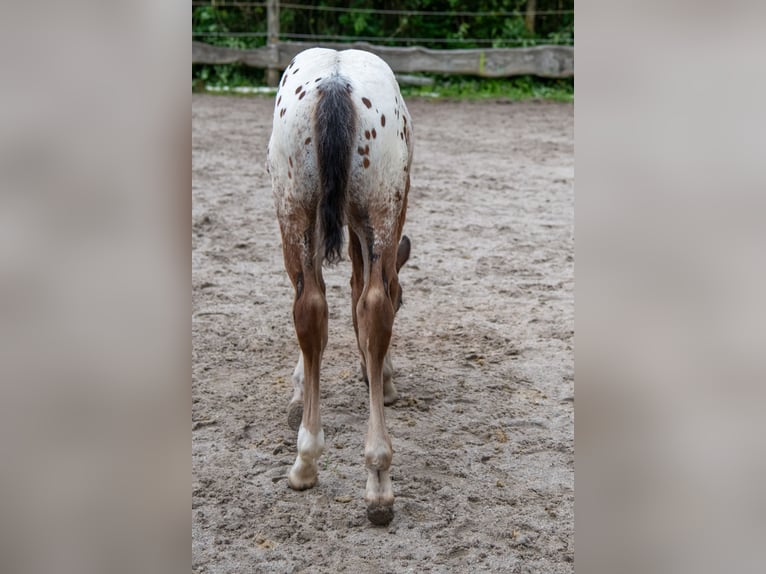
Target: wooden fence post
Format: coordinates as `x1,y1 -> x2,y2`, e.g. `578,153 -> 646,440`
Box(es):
266,0 -> 280,86
525,0 -> 537,34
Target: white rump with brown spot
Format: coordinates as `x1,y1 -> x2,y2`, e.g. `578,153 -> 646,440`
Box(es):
266,48 -> 414,525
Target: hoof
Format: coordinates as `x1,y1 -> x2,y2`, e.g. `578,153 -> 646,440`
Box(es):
383,384 -> 398,406
287,473 -> 317,491
287,401 -> 303,431
366,503 -> 394,526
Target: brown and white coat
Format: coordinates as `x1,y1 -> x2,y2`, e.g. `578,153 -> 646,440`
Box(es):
266,48 -> 413,525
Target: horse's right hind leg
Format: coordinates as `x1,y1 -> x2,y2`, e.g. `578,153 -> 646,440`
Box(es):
357,245 -> 402,525
349,232 -> 399,405
351,234 -> 411,406
288,352 -> 304,431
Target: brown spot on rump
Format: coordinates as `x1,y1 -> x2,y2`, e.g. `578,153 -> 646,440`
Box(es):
277,95 -> 282,106
365,145 -> 369,155
400,131 -> 404,140
304,137 -> 312,145
289,156 -> 293,168
315,77 -> 321,82
288,170 -> 292,179
358,146 -> 366,156
381,114 -> 386,127
363,157 -> 370,168
292,68 -> 300,74
371,128 -> 377,139
361,97 -> 372,108
280,108 -> 286,117
295,86 -> 302,94
282,75 -> 287,87
403,116 -> 407,126
395,191 -> 402,201
365,130 -> 371,139
299,91 -> 307,100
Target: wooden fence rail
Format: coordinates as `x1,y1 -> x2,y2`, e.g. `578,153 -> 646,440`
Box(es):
192,40 -> 574,79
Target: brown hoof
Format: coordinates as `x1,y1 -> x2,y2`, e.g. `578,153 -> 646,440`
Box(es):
287,401 -> 303,431
366,503 -> 394,526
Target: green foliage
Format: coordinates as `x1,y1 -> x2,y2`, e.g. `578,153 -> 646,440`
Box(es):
192,4 -> 268,87
192,63 -> 265,88
498,16 -> 535,48
192,1 -> 574,99
400,75 -> 573,102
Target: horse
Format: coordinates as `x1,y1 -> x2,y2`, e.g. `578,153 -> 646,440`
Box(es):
266,48 -> 414,525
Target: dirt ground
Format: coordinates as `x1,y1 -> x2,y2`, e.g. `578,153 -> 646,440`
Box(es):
192,93 -> 573,573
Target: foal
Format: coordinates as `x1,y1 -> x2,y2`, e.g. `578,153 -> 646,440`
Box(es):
266,48 -> 413,525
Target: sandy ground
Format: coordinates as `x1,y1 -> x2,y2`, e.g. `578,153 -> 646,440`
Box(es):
192,94 -> 573,573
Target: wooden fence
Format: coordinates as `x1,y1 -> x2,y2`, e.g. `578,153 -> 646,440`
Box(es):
194,0 -> 571,83
193,40 -> 574,80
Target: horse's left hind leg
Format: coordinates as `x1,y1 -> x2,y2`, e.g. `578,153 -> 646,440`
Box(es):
279,232 -> 327,490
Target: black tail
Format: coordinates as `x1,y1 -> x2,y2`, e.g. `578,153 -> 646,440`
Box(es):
314,77 -> 355,265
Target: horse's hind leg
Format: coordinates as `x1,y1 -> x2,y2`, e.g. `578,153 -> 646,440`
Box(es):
283,237 -> 306,431
350,233 -> 400,406
287,352 -> 304,431
279,228 -> 327,490
353,236 -> 404,525
350,233 -> 391,397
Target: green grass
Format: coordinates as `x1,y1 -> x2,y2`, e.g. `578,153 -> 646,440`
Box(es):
192,67 -> 573,102
399,74 -> 573,102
